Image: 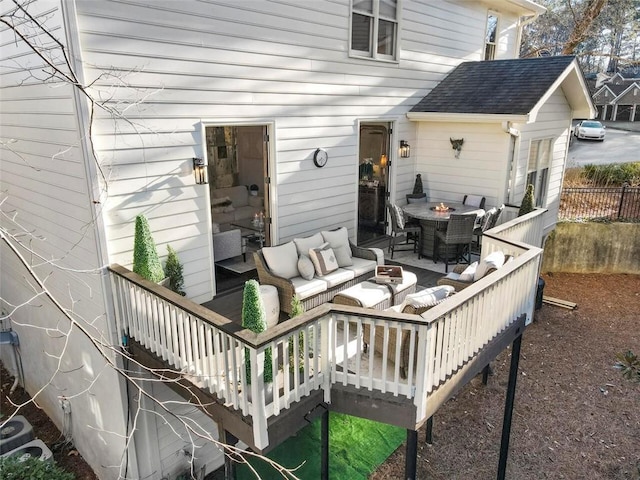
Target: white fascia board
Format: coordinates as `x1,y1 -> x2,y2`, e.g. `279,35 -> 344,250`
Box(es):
506,0 -> 547,15
406,112 -> 529,123
528,59 -> 595,121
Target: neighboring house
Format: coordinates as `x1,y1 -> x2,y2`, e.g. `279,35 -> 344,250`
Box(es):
592,71 -> 640,121
0,1 -> 592,479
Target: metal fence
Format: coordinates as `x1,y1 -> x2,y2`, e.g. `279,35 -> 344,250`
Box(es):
559,185 -> 640,221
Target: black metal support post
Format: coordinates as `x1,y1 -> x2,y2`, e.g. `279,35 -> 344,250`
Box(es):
482,363 -> 490,385
425,416 -> 433,444
405,429 -> 418,480
321,409 -> 329,480
497,333 -> 523,480
222,430 -> 238,480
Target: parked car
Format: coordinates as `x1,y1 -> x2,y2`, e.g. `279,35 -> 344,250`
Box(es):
573,120 -> 606,141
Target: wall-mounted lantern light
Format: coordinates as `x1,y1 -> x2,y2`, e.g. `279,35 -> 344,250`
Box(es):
193,157 -> 207,184
399,140 -> 410,158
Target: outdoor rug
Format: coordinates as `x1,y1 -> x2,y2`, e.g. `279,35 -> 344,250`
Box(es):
215,253 -> 256,274
236,413 -> 405,479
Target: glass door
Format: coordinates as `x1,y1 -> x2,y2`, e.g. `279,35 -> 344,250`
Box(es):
357,123 -> 390,244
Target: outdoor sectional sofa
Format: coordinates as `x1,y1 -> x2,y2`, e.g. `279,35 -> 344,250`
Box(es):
253,227 -> 384,315
436,251 -> 511,291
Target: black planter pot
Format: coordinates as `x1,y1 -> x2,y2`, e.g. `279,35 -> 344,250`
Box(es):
406,193 -> 427,203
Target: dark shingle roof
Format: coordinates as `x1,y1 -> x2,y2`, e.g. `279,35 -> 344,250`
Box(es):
410,56 -> 577,115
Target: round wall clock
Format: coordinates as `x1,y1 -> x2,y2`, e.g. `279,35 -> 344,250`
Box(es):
313,148 -> 328,168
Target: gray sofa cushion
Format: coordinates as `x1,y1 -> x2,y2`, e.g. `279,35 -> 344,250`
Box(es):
321,227 -> 353,267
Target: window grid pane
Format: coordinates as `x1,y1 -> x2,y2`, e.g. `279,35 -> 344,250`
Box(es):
377,19 -> 395,55
352,13 -> 372,52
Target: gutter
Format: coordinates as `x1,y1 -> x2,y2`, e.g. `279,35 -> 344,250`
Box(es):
406,112 -> 529,124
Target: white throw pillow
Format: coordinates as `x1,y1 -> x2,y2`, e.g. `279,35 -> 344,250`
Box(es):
404,285 -> 454,308
297,255 -> 315,280
309,244 -> 339,276
474,251 -> 506,281
262,241 -> 299,280
392,204 -> 405,229
321,227 -> 353,267
293,233 -> 325,257
459,262 -> 478,282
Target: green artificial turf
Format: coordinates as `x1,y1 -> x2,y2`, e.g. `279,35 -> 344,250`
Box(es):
236,412 -> 405,479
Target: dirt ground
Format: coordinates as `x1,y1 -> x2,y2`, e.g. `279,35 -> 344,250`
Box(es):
372,272 -> 640,480
2,273 -> 639,480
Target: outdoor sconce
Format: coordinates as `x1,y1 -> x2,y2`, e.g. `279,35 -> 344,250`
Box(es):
450,138 -> 464,158
399,140 -> 410,158
193,157 -> 207,185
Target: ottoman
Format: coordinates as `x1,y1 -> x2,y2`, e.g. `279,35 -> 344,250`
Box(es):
332,281 -> 393,310
384,271 -> 417,305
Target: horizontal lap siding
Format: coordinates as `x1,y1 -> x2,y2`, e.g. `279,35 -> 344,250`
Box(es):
0,1 -> 127,479
416,122 -> 509,208
515,88 -> 572,233
74,0 -> 517,292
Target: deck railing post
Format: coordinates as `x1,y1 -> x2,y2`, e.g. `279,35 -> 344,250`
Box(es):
497,330 -> 523,480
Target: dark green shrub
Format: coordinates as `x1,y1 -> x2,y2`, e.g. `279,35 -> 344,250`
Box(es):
288,295 -> 306,373
412,174 -> 423,194
0,455 -> 75,480
518,184 -> 535,216
132,214 -> 165,283
242,280 -> 272,384
614,350 -> 640,383
165,245 -> 185,296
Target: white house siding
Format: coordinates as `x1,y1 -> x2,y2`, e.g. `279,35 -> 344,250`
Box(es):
0,1 -> 128,479
414,122 -> 510,208
133,380 -> 224,479
513,88 -> 572,234
72,0 -> 530,302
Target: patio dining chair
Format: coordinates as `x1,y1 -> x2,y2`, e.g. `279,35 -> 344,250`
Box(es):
463,194 -> 486,210
488,204 -> 505,230
433,213 -> 475,272
386,202 -> 422,259
473,207 -> 497,250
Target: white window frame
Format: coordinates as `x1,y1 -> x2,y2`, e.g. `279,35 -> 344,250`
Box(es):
484,11 -> 499,61
350,0 -> 399,62
526,138 -> 552,207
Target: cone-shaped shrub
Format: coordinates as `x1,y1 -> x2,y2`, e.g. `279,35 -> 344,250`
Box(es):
165,245 -> 185,296
242,280 -> 272,384
288,295 -> 306,373
133,214 -> 165,283
412,174 -> 423,194
518,184 -> 535,217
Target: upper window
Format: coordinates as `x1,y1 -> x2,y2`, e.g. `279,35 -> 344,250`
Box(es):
484,12 -> 498,60
351,0 -> 398,61
526,139 -> 552,207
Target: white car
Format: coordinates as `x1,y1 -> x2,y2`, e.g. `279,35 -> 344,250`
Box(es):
573,120 -> 606,141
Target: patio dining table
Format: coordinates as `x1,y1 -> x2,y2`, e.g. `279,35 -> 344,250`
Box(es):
403,202 -> 485,259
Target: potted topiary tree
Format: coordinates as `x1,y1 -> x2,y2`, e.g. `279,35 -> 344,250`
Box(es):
242,280 -> 273,392
518,184 -> 535,216
165,245 -> 186,296
406,173 -> 427,203
133,214 -> 167,285
288,295 -> 306,377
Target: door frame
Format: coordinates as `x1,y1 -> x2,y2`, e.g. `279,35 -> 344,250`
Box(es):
200,120 -> 276,291
356,120 -> 396,244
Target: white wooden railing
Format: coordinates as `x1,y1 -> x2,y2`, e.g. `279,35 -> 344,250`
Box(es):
108,208 -> 546,450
